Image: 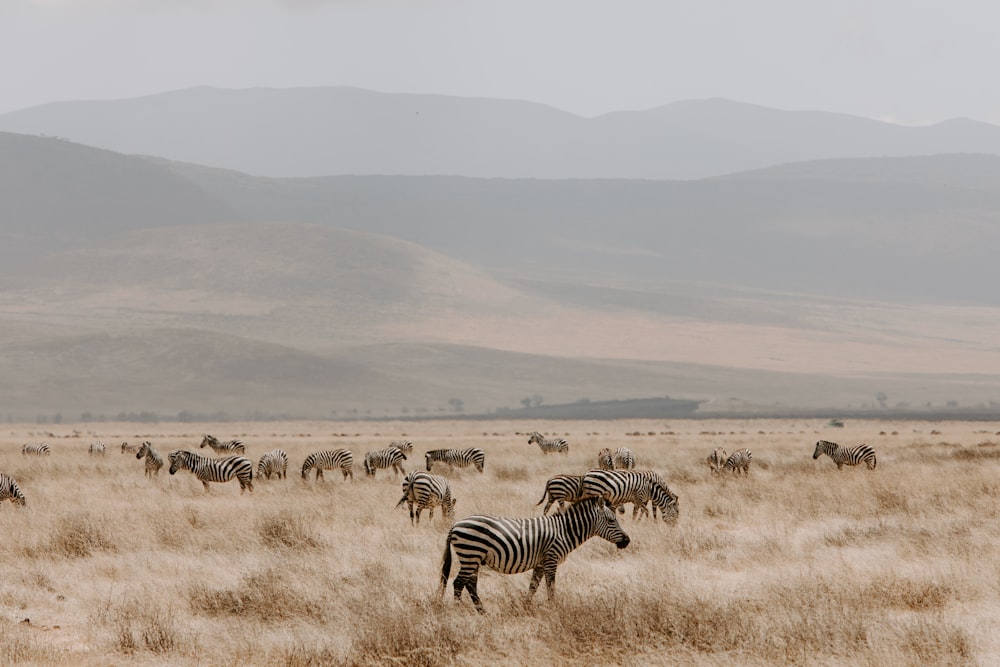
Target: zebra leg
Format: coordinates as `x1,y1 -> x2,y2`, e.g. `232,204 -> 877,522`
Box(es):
415,506 -> 423,525
316,468 -> 325,481
408,501 -> 416,526
202,480 -> 211,493
528,566 -> 545,596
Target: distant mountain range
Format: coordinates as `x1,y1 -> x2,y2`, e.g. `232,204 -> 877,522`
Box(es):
4,86 -> 1000,179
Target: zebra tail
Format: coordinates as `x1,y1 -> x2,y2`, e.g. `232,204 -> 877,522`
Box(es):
394,494 -> 408,509
440,533 -> 454,592
535,488 -> 548,506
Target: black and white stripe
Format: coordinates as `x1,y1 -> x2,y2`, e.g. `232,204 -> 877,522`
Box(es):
199,435 -> 246,455
582,469 -> 679,522
22,443 -> 50,456
389,440 -> 414,456
257,449 -> 289,480
535,474 -> 585,515
301,449 -> 354,482
440,496 -> 630,613
395,471 -> 455,525
89,441 -> 106,456
0,474 -> 26,507
812,440 -> 877,470
136,441 -> 164,477
363,447 -> 407,478
707,447 -> 728,474
168,450 -> 254,493
597,447 -> 636,471
425,448 -> 485,473
722,448 -> 753,476
528,432 -> 569,455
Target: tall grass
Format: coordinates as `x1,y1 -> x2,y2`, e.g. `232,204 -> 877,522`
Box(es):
0,419 -> 997,665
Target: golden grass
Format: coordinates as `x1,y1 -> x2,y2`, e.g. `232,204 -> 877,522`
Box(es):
0,419 -> 998,665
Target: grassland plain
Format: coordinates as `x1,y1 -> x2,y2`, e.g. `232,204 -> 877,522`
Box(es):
0,419 -> 998,666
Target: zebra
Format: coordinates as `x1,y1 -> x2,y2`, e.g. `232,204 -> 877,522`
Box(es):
364,447 -> 407,478
0,474 -> 26,507
707,447 -> 728,474
812,440 -> 877,470
440,496 -> 630,614
390,440 -> 414,456
722,448 -> 753,476
168,450 -> 254,493
199,434 -> 246,455
582,469 -> 679,522
395,471 -> 455,525
425,448 -> 485,473
121,441 -> 140,454
597,447 -> 635,471
535,474 -> 586,515
257,449 -> 289,480
22,443 -> 50,456
528,432 -> 569,455
301,449 -> 354,482
89,441 -> 106,456
136,441 -> 164,477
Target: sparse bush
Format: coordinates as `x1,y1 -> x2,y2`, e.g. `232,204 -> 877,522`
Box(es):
46,513 -> 116,558
258,511 -> 323,550
492,464 -> 529,482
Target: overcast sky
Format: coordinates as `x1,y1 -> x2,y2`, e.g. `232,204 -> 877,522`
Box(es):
2,0 -> 997,125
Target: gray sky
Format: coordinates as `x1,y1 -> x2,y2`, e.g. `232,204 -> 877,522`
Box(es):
3,0 -> 998,124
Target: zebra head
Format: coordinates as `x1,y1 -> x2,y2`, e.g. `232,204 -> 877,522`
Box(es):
424,451 -> 434,471
363,453 -> 375,477
597,448 -> 614,471
168,450 -> 189,475
527,432 -> 540,445
813,440 -> 834,460
658,487 -> 680,522
199,434 -> 217,450
136,441 -> 149,460
708,447 -> 727,474
590,498 -> 630,549
443,495 -> 457,520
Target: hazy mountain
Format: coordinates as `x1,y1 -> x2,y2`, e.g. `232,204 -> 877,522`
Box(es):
5,87 -> 1000,179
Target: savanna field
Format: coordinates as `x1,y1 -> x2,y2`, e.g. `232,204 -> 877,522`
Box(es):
1,419 -> 999,666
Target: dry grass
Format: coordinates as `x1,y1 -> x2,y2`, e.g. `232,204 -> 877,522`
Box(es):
0,419 -> 998,665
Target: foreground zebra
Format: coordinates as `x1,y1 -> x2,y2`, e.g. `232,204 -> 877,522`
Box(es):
528,432 -> 569,455
301,449 -> 354,482
0,473 -> 26,507
136,441 -> 164,477
168,450 -> 254,493
396,471 -> 455,525
425,448 -> 485,473
257,449 -> 289,480
89,441 -> 106,456
441,497 -> 630,613
121,441 -> 140,454
364,447 -> 407,478
390,440 -> 414,456
535,474 -> 585,515
22,443 -> 50,456
199,435 -> 246,455
812,440 -> 877,470
582,469 -> 679,522
707,447 -> 728,474
598,447 -> 636,470
721,448 -> 753,476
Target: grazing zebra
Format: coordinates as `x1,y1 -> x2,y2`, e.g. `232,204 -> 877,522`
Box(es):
88,441 -> 106,456
722,448 -> 753,476
199,434 -> 246,455
0,473 -> 26,507
812,440 -> 877,470
441,496 -> 630,613
257,449 -> 289,480
136,441 -> 164,477
528,432 -> 569,455
22,443 -> 50,456
535,474 -> 585,515
396,471 -> 455,525
168,450 -> 254,493
121,441 -> 140,454
425,448 -> 485,473
707,447 -> 728,474
364,447 -> 407,478
582,469 -> 679,522
597,447 -> 636,471
301,449 -> 354,482
390,440 -> 414,456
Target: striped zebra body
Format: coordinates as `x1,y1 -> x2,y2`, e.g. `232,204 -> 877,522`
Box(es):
390,440 -> 414,456
535,474 -> 586,515
813,440 -> 877,470
0,474 -> 26,507
258,449 -> 289,480
22,443 -> 50,456
396,471 -> 455,525
301,449 -> 354,482
199,435 -> 246,455
441,496 -> 630,613
364,447 -> 407,478
136,441 -> 164,477
707,447 -> 728,474
598,447 -> 636,471
121,441 -> 140,454
89,441 -> 106,456
582,469 -> 679,522
168,450 -> 254,493
425,448 -> 485,473
723,448 -> 753,476
528,432 -> 569,455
